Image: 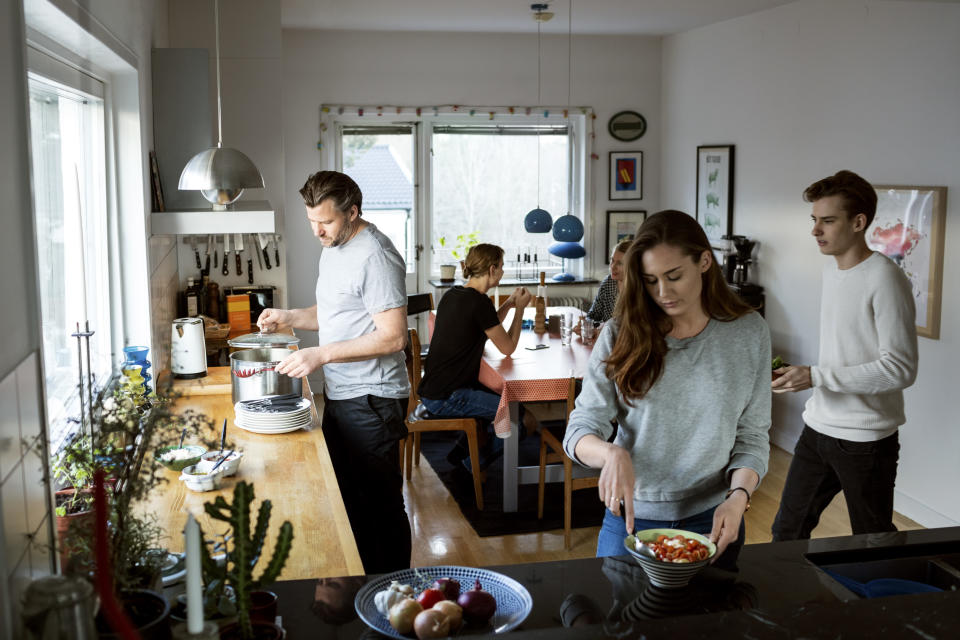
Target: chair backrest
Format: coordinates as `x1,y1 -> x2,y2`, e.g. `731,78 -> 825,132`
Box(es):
565,377 -> 578,419
407,292 -> 434,316
403,328 -> 424,416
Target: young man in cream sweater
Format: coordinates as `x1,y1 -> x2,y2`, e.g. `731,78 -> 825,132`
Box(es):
771,170 -> 918,540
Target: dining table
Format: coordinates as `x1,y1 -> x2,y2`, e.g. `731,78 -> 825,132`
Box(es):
478,306 -> 596,512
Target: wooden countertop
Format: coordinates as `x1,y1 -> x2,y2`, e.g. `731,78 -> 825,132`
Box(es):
145,366 -> 364,579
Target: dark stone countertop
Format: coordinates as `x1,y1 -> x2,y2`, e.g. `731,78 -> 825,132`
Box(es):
272,526 -> 960,638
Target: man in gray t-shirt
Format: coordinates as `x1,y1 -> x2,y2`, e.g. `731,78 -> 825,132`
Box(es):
258,170 -> 411,573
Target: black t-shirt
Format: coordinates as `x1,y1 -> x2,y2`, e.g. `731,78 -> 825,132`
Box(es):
418,286 -> 501,400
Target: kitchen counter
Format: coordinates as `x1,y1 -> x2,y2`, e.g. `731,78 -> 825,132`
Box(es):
268,526 -> 960,638
147,365 -> 363,579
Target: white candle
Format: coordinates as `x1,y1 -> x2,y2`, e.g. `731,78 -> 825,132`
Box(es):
185,513 -> 204,633
494,286 -> 500,309
73,165 -> 88,322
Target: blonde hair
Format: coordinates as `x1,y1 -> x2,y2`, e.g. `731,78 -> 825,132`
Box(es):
461,243 -> 504,279
613,239 -> 633,256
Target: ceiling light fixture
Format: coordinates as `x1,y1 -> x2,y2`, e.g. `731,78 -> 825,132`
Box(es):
179,0 -> 264,210
523,3 -> 554,233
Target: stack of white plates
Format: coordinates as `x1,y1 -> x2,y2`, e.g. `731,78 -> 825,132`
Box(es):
234,398 -> 312,434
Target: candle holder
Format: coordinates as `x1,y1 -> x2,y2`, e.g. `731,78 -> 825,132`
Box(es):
172,621 -> 219,639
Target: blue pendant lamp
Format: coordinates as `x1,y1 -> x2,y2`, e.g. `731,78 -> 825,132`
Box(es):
524,5 -> 553,236
550,214 -> 585,281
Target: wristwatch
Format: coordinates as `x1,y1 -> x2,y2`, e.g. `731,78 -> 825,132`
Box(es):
725,487 -> 752,511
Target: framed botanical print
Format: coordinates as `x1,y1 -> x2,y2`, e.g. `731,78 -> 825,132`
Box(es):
605,210 -> 646,262
696,145 -> 735,247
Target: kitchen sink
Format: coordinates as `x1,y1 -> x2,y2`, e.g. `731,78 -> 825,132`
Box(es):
806,543 -> 960,599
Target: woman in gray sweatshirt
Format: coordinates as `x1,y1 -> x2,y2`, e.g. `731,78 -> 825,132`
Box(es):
563,210 -> 771,561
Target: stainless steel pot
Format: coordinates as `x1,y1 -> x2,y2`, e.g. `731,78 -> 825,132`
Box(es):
229,348 -> 302,403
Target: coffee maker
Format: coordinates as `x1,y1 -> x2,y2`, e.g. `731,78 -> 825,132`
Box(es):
722,234 -> 765,316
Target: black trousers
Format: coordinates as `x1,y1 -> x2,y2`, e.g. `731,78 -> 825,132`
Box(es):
322,395 -> 411,574
772,425 -> 900,541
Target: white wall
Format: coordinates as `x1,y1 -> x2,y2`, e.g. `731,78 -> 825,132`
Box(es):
282,29 -> 662,379
661,0 -> 960,526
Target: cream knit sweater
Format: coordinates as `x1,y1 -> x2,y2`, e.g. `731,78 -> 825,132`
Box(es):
803,252 -> 918,441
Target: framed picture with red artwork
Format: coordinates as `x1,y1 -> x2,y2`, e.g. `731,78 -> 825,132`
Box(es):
609,151 -> 642,201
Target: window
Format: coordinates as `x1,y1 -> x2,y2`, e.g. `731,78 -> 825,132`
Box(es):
431,123 -> 571,277
27,52 -> 112,448
330,111 -> 587,285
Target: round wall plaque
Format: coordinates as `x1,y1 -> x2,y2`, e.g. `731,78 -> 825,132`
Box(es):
608,110 -> 647,141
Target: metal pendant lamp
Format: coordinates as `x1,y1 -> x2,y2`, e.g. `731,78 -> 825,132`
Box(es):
179,0 -> 264,210
523,4 -> 553,234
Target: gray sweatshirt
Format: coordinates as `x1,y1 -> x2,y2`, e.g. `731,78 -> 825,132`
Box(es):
563,312 -> 771,521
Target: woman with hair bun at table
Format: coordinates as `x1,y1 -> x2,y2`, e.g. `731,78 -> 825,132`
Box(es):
418,243 -> 537,467
562,210 -> 771,563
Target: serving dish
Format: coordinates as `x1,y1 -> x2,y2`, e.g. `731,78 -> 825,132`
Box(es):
624,528 -> 717,589
179,464 -> 227,492
354,565 -> 532,638
197,450 -> 244,476
156,445 -> 206,471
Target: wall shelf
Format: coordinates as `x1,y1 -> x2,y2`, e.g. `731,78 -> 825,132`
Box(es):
150,200 -> 275,235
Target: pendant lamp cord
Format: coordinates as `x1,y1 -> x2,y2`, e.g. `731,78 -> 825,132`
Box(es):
536,18 -> 542,208
215,0 -> 223,148
567,0 -> 574,215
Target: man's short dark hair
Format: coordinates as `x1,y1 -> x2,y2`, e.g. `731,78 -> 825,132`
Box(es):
300,170 -> 363,216
803,170 -> 877,228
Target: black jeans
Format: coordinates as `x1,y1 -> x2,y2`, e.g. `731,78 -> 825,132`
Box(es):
772,425 -> 900,541
322,394 -> 411,574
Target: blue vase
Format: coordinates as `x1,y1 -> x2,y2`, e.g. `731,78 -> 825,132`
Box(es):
122,346 -> 152,390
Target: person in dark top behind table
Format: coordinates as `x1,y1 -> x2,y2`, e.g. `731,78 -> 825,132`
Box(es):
419,244 -> 534,465
585,239 -> 632,323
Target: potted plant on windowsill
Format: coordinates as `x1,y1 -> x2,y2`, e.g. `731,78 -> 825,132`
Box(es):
55,380 -> 214,637
437,231 -> 479,282
199,481 -> 294,640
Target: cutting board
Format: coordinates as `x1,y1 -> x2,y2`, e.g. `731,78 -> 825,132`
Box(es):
168,366 -> 232,396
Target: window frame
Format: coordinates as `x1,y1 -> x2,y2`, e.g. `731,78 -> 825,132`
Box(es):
323,110 -> 589,293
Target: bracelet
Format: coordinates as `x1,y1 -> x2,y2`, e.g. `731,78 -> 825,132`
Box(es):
725,487 -> 752,511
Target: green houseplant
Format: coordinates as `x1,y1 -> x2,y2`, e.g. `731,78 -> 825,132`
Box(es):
437,231 -> 480,281
200,481 -> 294,640
55,380 -> 213,636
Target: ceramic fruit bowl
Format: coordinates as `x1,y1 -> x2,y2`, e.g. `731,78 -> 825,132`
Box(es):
624,529 -> 717,589
157,445 -> 206,471
197,450 -> 243,477
179,465 -> 226,492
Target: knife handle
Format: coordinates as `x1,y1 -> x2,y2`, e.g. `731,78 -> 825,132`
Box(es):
213,249 -> 218,269
235,252 -> 242,275
195,249 -> 202,269
247,258 -> 254,284
205,253 -> 211,273
222,252 -> 229,276
263,248 -> 271,269
274,245 -> 280,266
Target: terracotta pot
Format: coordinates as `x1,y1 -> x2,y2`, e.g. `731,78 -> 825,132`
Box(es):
219,621 -> 284,640
249,590 -> 278,624
97,589 -> 172,640
54,488 -> 93,571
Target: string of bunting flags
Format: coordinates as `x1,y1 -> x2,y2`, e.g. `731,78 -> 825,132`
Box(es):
317,104 -> 599,159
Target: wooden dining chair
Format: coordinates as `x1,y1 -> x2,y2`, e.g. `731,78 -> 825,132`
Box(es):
537,376 -> 600,549
402,328 -> 485,510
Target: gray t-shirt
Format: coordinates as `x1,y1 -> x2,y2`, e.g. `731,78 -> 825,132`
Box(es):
563,312 -> 771,521
314,222 -> 410,400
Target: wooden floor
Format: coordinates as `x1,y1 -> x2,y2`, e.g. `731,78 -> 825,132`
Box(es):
403,443 -> 923,567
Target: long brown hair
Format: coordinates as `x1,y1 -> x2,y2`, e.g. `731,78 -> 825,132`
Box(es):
606,210 -> 754,402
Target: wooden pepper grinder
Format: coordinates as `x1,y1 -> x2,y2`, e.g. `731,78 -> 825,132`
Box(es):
534,271 -> 547,334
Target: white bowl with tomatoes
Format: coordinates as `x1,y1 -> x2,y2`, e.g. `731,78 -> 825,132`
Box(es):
624,529 -> 717,589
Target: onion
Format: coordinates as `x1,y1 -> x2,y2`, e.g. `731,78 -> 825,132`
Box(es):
388,597 -> 422,634
432,577 -> 460,601
456,579 -> 496,625
432,600 -> 463,631
413,608 -> 450,640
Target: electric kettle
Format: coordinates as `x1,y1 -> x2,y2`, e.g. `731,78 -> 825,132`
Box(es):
171,317 -> 207,379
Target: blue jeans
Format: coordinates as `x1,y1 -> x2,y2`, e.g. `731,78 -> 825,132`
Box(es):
597,505 -> 745,569
420,387 -> 500,421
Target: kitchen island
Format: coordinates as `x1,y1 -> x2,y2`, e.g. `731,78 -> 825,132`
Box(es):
147,365 -> 363,579
269,526 -> 960,638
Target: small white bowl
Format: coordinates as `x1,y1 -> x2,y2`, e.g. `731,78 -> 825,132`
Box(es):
197,451 -> 244,477
179,464 -> 226,492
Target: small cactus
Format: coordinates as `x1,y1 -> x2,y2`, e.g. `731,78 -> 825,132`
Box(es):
204,481 -> 294,639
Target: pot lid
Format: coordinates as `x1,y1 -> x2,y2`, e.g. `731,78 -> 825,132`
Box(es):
227,332 -> 300,348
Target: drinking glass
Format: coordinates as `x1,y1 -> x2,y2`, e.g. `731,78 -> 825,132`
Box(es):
581,319 -> 598,345
560,313 -> 573,346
